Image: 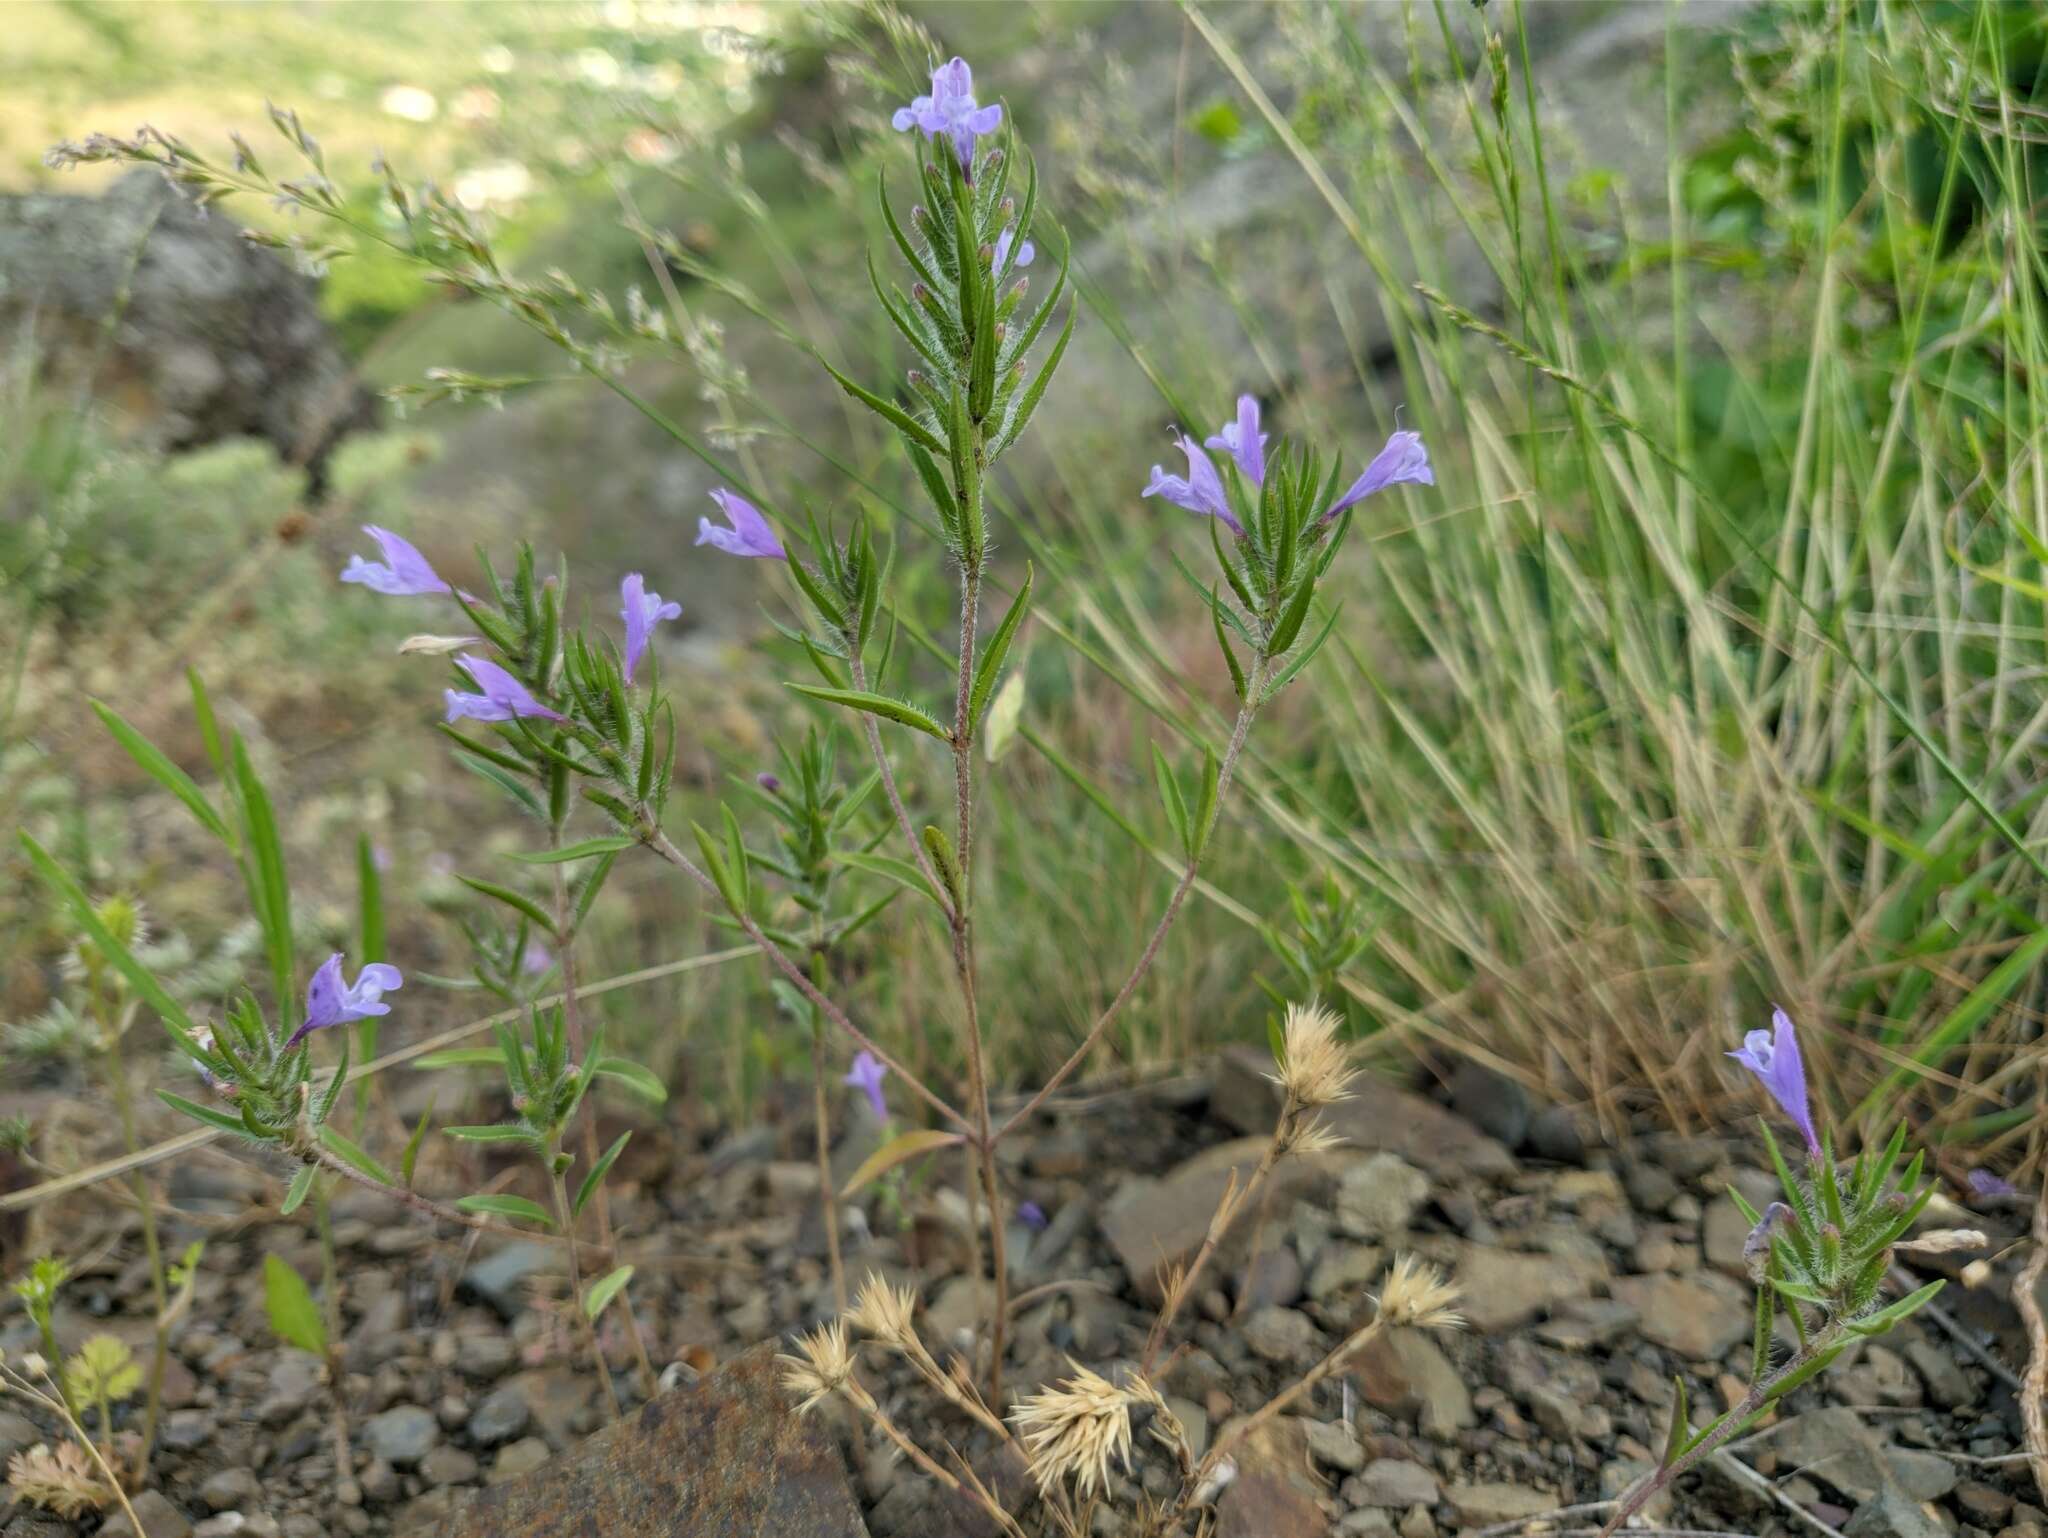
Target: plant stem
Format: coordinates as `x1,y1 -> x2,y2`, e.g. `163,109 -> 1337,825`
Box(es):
639,823 -> 971,1132
1599,1325 -> 1844,1537
548,1148 -> 621,1420
1142,1131 -> 1283,1373
313,1173 -> 352,1482
999,662 -> 1268,1137
304,1143 -> 609,1255
809,1010 -> 847,1314
99,1020 -> 169,1487
549,833 -> 657,1398
847,653 -> 953,924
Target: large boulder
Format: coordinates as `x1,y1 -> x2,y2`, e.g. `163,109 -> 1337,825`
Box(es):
0,169 -> 374,483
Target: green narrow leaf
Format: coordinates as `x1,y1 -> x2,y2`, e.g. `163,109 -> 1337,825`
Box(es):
1152,744 -> 1190,854
1211,592 -> 1248,701
574,1132 -> 632,1217
592,1057 -> 669,1104
506,837 -> 636,865
157,1089 -> 257,1139
1750,1284 -> 1773,1383
456,875 -> 560,939
989,299 -> 1076,458
229,736 -> 295,1010
1660,1375 -> 1690,1469
444,1124 -> 537,1144
400,1096 -> 436,1190
922,825 -> 965,909
821,360 -> 945,454
317,1124 -> 393,1186
454,1194 -> 555,1228
412,1048 -> 506,1070
583,1264 -> 635,1320
263,1255 -> 327,1356
834,850 -> 946,910
356,833 -> 386,963
786,683 -> 950,741
1265,575 -> 1319,660
92,700 -> 230,843
1191,748 -> 1221,858
969,563 -> 1034,728
1259,605 -> 1342,701
22,834 -> 203,1049
187,667 -> 227,774
280,1164 -> 318,1216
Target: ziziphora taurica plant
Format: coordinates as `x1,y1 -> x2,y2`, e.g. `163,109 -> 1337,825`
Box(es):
1601,1008 -> 1975,1535
45,50 -> 1438,1430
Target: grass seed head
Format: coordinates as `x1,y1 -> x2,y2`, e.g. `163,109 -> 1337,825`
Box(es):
1269,1001 -> 1357,1112
777,1321 -> 854,1414
1375,1254 -> 1463,1331
1010,1361 -> 1140,1498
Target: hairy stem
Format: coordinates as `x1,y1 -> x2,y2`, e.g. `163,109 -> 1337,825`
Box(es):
1600,1324 -> 1844,1537
100,1018 -> 168,1487
639,822 -> 971,1131
999,663 -> 1268,1137
810,1011 -> 847,1315
2018,1177 -> 2047,1501
549,1149 -> 621,1420
304,1143 -> 608,1256
550,832 -> 657,1398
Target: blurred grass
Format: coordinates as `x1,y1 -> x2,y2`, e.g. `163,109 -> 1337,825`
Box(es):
4,0 -> 2046,1179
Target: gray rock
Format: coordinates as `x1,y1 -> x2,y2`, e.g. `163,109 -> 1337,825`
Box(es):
1308,1244 -> 1384,1303
1903,1337 -> 1974,1409
0,171 -> 374,482
1772,1408 -> 1957,1504
1700,1198 -> 1752,1275
1526,1106 -> 1587,1163
1534,1297 -> 1640,1350
1244,1305 -> 1320,1364
1445,1482 -> 1553,1527
455,1332 -> 516,1381
422,1445 -> 481,1487
489,1437 -> 552,1485
0,1408 -> 37,1462
1610,1273 -> 1750,1359
1842,1482 -> 1947,1538
1335,1154 -> 1430,1240
200,1467 -> 262,1512
1339,1511 -> 1397,1537
1240,1245 -> 1305,1310
364,1403 -> 440,1468
98,1491 -> 194,1538
1449,1061 -> 1531,1149
460,1243 -> 553,1320
1354,1458 -> 1440,1509
1305,1419 -> 1365,1472
468,1380 -> 533,1448
1452,1243 -> 1606,1333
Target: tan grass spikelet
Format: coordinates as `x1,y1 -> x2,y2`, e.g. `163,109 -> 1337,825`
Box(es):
777,1321 -> 854,1413
1010,1361 -> 1139,1499
1374,1254 -> 1463,1332
1267,1001 -> 1358,1111
848,1272 -> 920,1347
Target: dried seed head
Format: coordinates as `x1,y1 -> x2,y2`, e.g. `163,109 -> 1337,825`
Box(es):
1010,1361 -> 1138,1498
1268,1001 -> 1357,1111
1893,1228 -> 1986,1258
777,1322 -> 854,1414
1283,1119 -> 1346,1159
1374,1254 -> 1463,1331
848,1273 -> 920,1347
5,1442 -> 109,1519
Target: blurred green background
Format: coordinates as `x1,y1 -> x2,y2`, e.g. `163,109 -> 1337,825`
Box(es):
4,0 -> 2045,1177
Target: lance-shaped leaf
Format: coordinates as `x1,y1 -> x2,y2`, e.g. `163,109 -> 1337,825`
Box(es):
456,875 -> 560,939
455,1194 -> 555,1228
592,1057 -> 668,1104
835,850 -> 947,911
319,1124 -> 394,1185
969,563 -> 1033,729
263,1255 -> 327,1356
988,300 -> 1076,460
506,837 -> 636,865
280,1164 -> 317,1217
584,1264 -> 635,1320
786,683 -> 950,741
575,1132 -> 632,1217
92,700 -> 230,843
840,1128 -> 966,1198
821,360 -> 945,454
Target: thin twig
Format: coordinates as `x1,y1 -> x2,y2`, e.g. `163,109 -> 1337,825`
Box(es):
2018,1176 -> 2047,1501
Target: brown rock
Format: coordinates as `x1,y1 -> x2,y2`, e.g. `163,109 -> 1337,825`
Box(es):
438,1344 -> 867,1537
1354,1329 -> 1475,1438
1215,1416 -> 1327,1538
1213,1048 -> 1516,1178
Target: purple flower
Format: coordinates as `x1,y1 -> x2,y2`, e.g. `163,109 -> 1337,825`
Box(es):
696,488 -> 787,561
443,654 -> 567,724
843,1050 -> 889,1121
892,57 -> 1003,172
1728,1007 -> 1821,1159
340,526 -> 452,596
618,572 -> 681,684
1142,433 -> 1241,535
286,954 -> 403,1049
521,938 -> 554,976
1017,1200 -> 1049,1232
1323,430 -> 1434,521
1967,1168 -> 2019,1201
756,771 -> 782,793
994,224 -> 1035,272
1204,394 -> 1267,487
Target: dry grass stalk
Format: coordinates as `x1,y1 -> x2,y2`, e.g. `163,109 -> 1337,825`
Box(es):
1010,1362 -> 1144,1500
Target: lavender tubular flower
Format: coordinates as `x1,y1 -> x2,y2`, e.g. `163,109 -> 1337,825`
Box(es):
994,224 -> 1034,272
618,572 -> 681,684
340,525 -> 452,596
1204,394 -> 1267,487
443,654 -> 567,724
696,488 -> 787,561
1323,429 -> 1434,520
286,953 -> 402,1049
892,57 -> 1002,172
1728,1007 -> 1821,1159
1142,433 -> 1240,534
843,1050 -> 889,1121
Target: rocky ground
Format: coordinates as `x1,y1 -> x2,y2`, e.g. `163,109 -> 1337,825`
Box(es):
1,1050 -> 2039,1538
